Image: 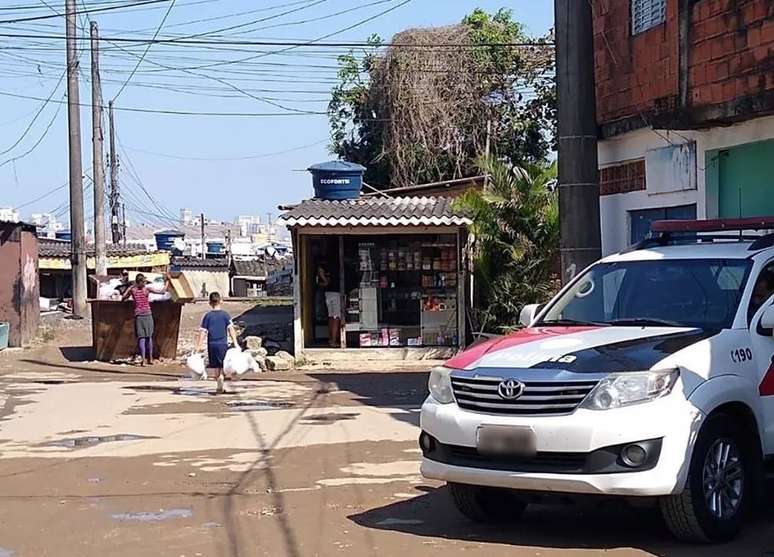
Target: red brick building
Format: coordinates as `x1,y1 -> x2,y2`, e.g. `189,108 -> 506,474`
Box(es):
592,0 -> 774,252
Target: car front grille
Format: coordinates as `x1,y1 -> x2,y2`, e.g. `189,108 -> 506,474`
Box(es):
450,375 -> 598,416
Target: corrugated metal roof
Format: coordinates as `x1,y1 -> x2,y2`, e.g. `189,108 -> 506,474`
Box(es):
38,238 -> 151,258
277,196 -> 471,228
172,256 -> 229,270
232,259 -> 269,278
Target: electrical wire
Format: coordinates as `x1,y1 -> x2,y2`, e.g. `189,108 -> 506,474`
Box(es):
0,90 -> 64,167
121,137 -> 328,160
110,0 -> 176,101
13,179 -> 68,209
0,67 -> 64,155
0,0 -> 172,24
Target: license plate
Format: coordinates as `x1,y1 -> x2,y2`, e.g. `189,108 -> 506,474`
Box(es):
476,425 -> 536,458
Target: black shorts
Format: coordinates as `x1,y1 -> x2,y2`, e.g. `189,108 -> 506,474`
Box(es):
207,342 -> 228,369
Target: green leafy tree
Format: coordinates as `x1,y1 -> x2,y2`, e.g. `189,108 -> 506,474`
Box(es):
456,157 -> 559,332
327,9 -> 555,188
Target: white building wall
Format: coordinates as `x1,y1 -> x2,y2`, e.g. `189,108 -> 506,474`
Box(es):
598,114 -> 774,255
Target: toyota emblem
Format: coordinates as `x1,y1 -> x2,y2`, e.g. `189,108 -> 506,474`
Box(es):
497,379 -> 525,400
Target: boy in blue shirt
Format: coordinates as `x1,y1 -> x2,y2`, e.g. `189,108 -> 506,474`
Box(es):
196,292 -> 240,393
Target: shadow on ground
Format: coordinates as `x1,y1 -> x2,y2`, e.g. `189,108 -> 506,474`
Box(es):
349,484 -> 774,557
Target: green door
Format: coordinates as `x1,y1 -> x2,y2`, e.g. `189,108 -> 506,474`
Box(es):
715,139 -> 774,218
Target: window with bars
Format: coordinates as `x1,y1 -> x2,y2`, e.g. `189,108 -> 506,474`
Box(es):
631,0 -> 666,35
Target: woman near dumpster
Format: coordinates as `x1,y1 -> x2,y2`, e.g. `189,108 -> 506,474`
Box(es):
122,273 -> 170,366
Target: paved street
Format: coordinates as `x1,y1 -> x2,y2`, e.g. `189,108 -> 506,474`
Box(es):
0,311 -> 773,556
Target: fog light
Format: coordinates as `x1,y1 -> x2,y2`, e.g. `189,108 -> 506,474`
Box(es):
621,444 -> 648,468
419,432 -> 436,453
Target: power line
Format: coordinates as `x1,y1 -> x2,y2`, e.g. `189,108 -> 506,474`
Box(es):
0,67 -> 64,155
0,90 -> 65,167
0,88 -> 328,116
0,0 -> 172,24
0,32 -> 552,48
13,179 -> 68,209
110,0 -> 176,101
122,137 -> 328,161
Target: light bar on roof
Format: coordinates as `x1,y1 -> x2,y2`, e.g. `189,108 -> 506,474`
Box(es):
651,217 -> 774,233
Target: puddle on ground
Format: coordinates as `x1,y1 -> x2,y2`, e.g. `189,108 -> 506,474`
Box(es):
300,413 -> 358,424
30,380 -> 69,385
40,433 -> 158,449
123,385 -> 214,397
111,508 -> 192,522
225,400 -> 294,411
0,548 -> 14,557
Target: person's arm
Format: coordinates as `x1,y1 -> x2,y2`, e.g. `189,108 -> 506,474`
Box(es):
196,313 -> 209,352
122,287 -> 133,301
228,323 -> 239,348
196,328 -> 207,352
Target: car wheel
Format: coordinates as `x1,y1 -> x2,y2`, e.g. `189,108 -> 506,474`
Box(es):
449,483 -> 527,523
660,415 -> 752,543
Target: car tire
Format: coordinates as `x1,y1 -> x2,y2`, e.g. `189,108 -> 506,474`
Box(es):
660,414 -> 752,543
449,483 -> 527,523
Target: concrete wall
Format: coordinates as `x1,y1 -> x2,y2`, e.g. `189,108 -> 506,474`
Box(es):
0,224 -> 39,347
180,269 -> 230,298
598,113 -> 774,254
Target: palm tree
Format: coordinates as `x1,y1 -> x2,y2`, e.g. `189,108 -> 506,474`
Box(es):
455,157 -> 559,332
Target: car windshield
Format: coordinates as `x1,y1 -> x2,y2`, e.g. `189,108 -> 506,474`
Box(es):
538,259 -> 752,330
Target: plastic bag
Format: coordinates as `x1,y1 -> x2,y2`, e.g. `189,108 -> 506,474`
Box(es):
223,347 -> 249,376
186,352 -> 207,380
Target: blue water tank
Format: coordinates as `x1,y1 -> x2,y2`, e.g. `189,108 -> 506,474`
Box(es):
308,160 -> 366,200
207,241 -> 224,254
154,229 -> 185,252
55,230 -> 71,241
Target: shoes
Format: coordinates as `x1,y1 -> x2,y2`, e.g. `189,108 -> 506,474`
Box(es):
216,374 -> 225,394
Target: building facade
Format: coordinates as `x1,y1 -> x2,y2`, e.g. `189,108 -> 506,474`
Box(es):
0,221 -> 39,347
593,0 -> 774,253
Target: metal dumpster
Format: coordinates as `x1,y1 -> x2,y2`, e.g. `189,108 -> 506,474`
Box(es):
89,300 -> 183,361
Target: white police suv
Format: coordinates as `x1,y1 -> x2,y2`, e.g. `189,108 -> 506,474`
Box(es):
420,218 -> 774,542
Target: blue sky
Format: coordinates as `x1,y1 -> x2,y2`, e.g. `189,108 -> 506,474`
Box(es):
0,0 -> 553,227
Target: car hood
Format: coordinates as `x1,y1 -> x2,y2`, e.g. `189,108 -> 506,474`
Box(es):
446,326 -> 717,373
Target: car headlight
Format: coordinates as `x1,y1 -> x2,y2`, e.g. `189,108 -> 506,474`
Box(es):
580,368 -> 680,411
428,366 -> 455,404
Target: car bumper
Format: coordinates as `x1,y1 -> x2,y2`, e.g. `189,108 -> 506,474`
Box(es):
420,395 -> 703,497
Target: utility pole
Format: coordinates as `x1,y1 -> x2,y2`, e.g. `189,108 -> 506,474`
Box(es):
555,0 -> 601,284
108,100 -> 121,244
65,0 -> 87,318
90,21 -> 106,276
266,212 -> 273,243
200,212 -> 206,260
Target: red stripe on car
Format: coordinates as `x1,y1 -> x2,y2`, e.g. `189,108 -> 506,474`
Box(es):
758,361 -> 774,396
445,327 -> 599,370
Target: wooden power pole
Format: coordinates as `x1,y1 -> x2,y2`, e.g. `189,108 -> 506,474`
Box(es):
90,21 -> 107,276
108,100 -> 121,244
65,0 -> 87,318
555,0 -> 601,283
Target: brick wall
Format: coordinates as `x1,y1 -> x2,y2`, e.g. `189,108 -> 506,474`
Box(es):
594,0 -> 774,132
689,0 -> 774,107
600,160 -> 646,195
593,0 -> 680,125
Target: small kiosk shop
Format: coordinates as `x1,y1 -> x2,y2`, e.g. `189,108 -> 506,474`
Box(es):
279,162 -> 472,359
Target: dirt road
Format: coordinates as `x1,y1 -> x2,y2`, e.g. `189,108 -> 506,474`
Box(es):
0,305 -> 773,556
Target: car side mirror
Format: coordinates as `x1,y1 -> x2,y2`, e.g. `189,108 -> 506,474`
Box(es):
760,305 -> 774,336
519,304 -> 542,328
